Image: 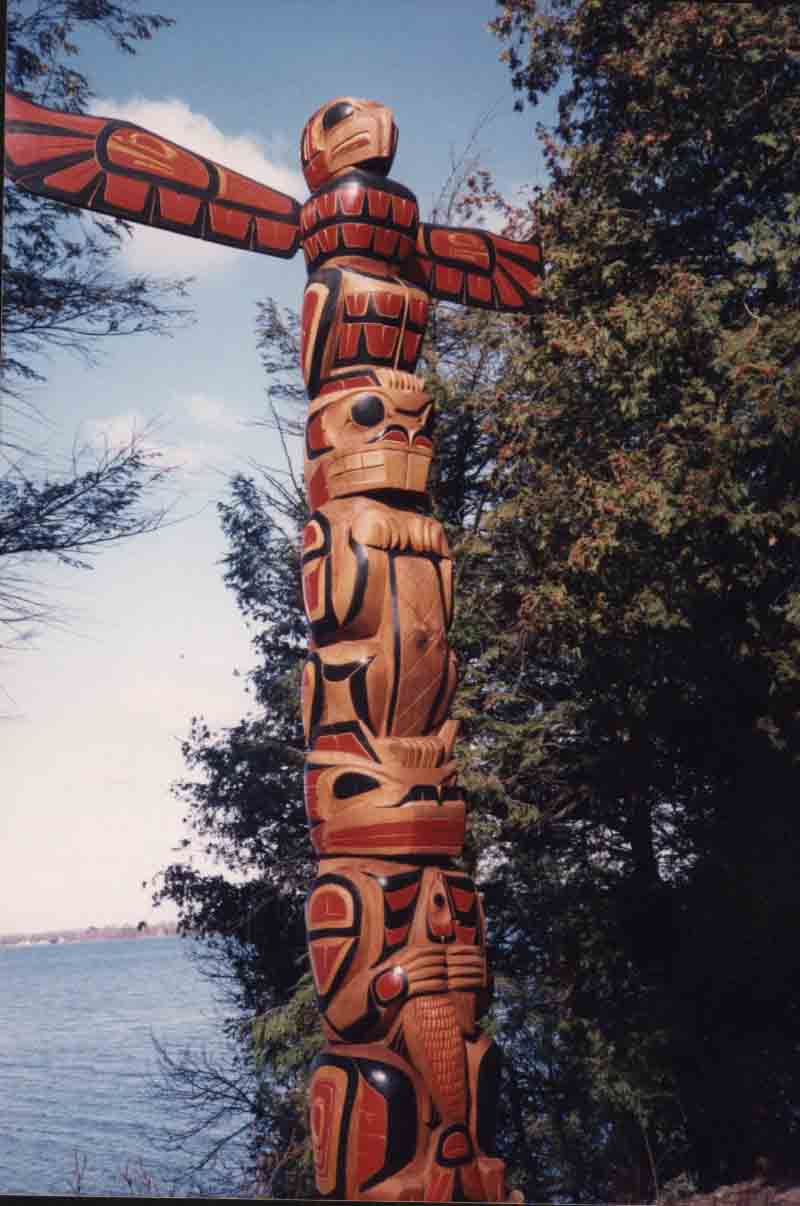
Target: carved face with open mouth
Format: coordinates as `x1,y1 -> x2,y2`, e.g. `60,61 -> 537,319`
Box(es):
304,377 -> 434,504
301,97 -> 399,191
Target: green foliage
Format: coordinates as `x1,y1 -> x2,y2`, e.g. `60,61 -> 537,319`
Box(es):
158,3 -> 800,1198
470,1 -> 800,1196
4,0 -> 192,392
2,1 -> 191,654
152,455 -> 318,1189
0,434 -> 174,645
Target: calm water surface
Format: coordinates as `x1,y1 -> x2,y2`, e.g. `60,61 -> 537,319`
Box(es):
0,936 -> 248,1196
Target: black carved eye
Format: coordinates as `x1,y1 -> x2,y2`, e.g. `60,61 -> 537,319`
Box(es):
334,772 -> 380,799
402,785 -> 439,802
323,102 -> 354,131
351,393 -> 385,427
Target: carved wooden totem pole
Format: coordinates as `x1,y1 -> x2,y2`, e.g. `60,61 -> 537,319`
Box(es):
5,90 -> 542,1201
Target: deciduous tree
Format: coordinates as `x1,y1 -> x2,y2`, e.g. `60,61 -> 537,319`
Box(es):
4,0 -> 192,393
2,1 -> 192,655
155,5 -> 800,1196
470,1 -> 800,1194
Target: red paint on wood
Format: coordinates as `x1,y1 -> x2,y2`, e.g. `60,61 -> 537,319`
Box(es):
318,225 -> 339,253
493,235 -> 541,265
391,196 -> 416,227
319,375 -> 375,395
304,565 -> 321,614
450,886 -> 474,913
314,731 -> 372,758
310,938 -> 350,993
6,93 -> 103,134
40,160 -> 100,194
342,222 -> 373,250
310,1077 -> 337,1179
306,414 -> 328,452
367,188 -> 391,219
434,265 -> 463,295
364,324 -> 398,358
408,298 -> 429,326
425,1167 -> 453,1200
338,184 -> 365,216
309,888 -> 351,925
106,128 -> 210,189
355,1078 -> 389,1186
384,922 -> 411,947
303,524 -> 318,549
385,883 -> 419,911
325,818 -> 464,851
158,188 -> 201,225
497,254 -> 541,295
373,290 -> 403,318
467,273 -> 493,304
441,1130 -> 469,1160
402,331 -> 422,363
301,288 -> 321,375
317,191 -> 337,220
7,134 -> 92,166
304,768 -> 323,822
345,292 -> 370,318
308,468 -> 330,510
254,218 -> 297,251
219,169 -> 295,213
374,966 -> 406,1004
338,324 -> 362,360
373,228 -> 399,257
430,229 -> 490,270
494,270 -> 523,308
102,173 -> 150,212
208,202 -> 249,240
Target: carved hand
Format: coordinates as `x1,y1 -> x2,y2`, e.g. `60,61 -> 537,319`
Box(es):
446,943 -> 488,991
371,945 -> 448,1008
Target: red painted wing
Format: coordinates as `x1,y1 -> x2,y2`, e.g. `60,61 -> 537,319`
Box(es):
4,90 -> 301,259
410,221 -> 543,313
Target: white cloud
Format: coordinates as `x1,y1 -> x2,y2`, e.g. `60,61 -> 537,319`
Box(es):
183,393 -> 244,434
81,409 -> 157,451
79,409 -> 226,483
88,96 -> 305,274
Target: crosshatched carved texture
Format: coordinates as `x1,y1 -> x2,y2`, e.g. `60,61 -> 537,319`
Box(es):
4,87 -> 540,1204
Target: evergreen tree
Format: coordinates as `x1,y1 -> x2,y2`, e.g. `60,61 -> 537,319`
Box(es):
4,0 -> 191,393
2,1 -> 192,654
155,4 -> 800,1197
466,1 -> 800,1195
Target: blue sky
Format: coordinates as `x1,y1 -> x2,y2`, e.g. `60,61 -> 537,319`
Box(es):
2,0 -> 555,932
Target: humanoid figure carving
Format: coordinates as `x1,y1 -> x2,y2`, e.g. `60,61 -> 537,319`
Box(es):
5,89 -> 542,1202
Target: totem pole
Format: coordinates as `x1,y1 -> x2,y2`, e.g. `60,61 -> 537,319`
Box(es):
5,91 -> 542,1201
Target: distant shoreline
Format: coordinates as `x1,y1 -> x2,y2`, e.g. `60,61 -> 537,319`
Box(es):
0,922 -> 180,947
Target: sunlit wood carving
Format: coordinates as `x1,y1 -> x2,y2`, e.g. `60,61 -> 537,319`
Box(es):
5,88 -> 542,1202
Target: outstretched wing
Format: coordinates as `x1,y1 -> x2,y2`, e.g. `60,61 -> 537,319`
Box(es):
4,90 -> 301,259
410,222 -> 543,313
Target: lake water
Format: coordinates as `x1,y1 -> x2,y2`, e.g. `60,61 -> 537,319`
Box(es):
0,936 -> 252,1197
